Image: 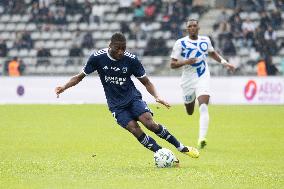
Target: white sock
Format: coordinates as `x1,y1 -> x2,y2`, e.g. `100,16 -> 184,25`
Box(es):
199,103 -> 209,141
177,143 -> 185,151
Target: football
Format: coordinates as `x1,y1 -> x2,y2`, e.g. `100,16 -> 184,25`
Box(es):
154,148 -> 178,168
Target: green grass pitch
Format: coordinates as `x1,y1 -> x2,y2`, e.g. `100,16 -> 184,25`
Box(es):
1,105 -> 283,189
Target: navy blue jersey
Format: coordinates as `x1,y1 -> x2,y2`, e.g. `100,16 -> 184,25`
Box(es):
82,48 -> 146,109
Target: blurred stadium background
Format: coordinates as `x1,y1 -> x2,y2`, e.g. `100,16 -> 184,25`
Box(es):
1,1 -> 284,188
0,0 -> 283,77
0,0 -> 283,105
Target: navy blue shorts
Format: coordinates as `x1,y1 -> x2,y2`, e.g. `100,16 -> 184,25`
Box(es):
110,99 -> 152,128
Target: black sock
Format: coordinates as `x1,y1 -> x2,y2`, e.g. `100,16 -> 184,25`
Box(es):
137,133 -> 161,152
155,124 -> 182,149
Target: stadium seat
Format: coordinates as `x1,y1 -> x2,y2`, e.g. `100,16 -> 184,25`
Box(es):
25,65 -> 37,73
166,40 -> 176,48
105,13 -> 115,22
18,49 -> 29,57
68,23 -> 78,31
21,15 -> 29,22
8,49 -> 18,57
276,30 -> 284,38
0,32 -> 10,40
31,32 -> 41,40
273,56 -> 282,64
93,31 -> 103,39
51,32 -> 62,40
26,23 -> 36,31
6,40 -> 13,49
89,23 -> 99,30
102,31 -> 112,39
83,48 -> 91,56
190,13 -> 200,20
109,23 -> 120,31
0,14 -> 10,22
41,32 -> 51,40
249,12 -> 259,20
79,23 -> 88,31
127,40 -> 136,49
240,12 -> 249,20
239,48 -> 250,56
6,23 -> 16,31
28,49 -> 37,57
59,49 -> 69,57
0,23 -> 5,31
11,15 -> 21,23
22,58 -> 35,66
96,40 -> 107,49
279,48 -> 284,56
55,41 -> 66,49
15,23 -> 26,31
51,49 -> 60,57
137,40 -> 147,48
61,32 -> 72,40
45,41 -> 56,49
34,41 -> 44,49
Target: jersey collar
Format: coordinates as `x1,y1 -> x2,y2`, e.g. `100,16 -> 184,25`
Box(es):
188,35 -> 199,41
107,49 -> 118,61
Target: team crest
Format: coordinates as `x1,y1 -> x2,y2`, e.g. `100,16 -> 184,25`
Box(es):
199,42 -> 208,52
122,67 -> 128,73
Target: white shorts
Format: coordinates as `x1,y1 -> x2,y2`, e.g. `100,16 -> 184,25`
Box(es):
182,78 -> 210,104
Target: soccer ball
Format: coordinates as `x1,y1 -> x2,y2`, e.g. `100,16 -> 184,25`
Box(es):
154,148 -> 178,168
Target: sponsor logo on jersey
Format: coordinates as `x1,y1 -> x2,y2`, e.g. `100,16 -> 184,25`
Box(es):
122,67 -> 128,73
105,76 -> 126,85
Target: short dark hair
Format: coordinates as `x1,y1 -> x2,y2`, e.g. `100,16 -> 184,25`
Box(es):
110,32 -> 126,43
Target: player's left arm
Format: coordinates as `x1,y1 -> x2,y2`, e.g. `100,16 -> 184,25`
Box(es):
208,51 -> 235,72
138,76 -> 171,109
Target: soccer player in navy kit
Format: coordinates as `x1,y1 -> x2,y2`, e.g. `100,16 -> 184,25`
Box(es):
55,33 -> 199,159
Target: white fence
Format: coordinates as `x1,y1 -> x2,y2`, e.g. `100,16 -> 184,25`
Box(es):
0,76 -> 283,105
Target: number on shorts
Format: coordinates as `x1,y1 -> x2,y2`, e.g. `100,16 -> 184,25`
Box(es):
112,112 -> 117,121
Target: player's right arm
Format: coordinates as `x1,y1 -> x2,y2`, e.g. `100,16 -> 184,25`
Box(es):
170,58 -> 198,69
55,73 -> 86,97
55,52 -> 98,98
170,40 -> 197,69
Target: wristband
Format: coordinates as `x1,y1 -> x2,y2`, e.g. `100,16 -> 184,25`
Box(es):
220,58 -> 228,65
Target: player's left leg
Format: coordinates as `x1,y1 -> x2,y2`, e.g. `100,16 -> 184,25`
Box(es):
129,99 -> 199,158
111,106 -> 162,153
125,120 -> 162,152
138,112 -> 199,158
197,95 -> 210,149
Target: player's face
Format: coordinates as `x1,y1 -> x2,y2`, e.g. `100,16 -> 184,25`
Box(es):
187,21 -> 199,37
109,41 -> 126,60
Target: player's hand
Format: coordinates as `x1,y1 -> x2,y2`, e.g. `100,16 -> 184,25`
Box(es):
55,86 -> 65,98
221,58 -> 235,72
224,63 -> 236,72
184,58 -> 198,65
155,97 -> 171,109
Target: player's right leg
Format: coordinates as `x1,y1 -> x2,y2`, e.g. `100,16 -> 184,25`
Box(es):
111,107 -> 162,152
184,100 -> 196,115
128,97 -> 199,158
125,120 -> 162,152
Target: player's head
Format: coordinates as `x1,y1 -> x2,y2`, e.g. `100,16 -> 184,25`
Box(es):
109,32 -> 126,60
186,19 -> 199,37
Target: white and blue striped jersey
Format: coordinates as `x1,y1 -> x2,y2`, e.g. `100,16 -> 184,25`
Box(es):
171,35 -> 214,88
